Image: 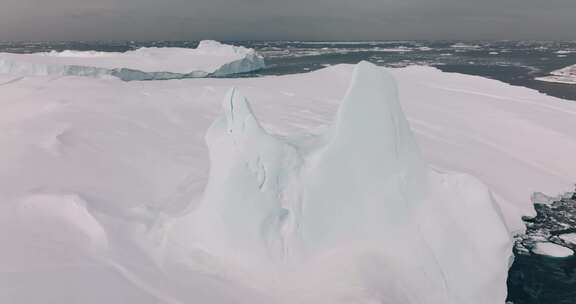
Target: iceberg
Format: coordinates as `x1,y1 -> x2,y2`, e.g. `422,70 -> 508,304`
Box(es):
536,64 -> 576,84
192,62 -> 512,303
0,40 -> 265,80
1,61 -> 576,303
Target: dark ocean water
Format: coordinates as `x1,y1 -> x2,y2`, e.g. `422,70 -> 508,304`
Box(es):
509,194 -> 576,304
508,253 -> 576,303
1,40 -> 575,303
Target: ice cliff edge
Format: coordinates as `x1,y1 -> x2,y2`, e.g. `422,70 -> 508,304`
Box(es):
193,61 -> 513,303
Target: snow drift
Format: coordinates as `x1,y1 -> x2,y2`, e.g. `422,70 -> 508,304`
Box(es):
0,40 -> 265,80
191,62 -> 512,303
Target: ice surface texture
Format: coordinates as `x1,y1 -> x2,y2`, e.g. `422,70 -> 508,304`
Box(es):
0,40 -> 265,80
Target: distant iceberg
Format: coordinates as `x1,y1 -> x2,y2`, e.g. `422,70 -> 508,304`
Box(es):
0,40 -> 265,80
450,43 -> 481,49
536,64 -> 576,84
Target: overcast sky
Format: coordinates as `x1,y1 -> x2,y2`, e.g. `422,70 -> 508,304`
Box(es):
1,0 -> 575,41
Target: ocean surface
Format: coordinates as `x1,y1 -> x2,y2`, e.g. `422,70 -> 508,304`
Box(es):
1,40 -> 575,303
1,40 -> 576,101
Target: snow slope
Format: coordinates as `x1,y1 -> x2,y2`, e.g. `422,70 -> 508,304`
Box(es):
0,40 -> 265,80
1,62 -> 575,303
536,64 -> 576,84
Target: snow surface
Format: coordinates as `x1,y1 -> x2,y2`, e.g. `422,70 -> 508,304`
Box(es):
0,40 -> 265,80
532,242 -> 574,257
536,64 -> 576,84
1,61 -> 576,303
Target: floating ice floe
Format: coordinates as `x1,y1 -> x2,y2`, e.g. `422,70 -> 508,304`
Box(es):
560,233 -> 576,246
0,40 -> 265,80
536,64 -> 576,84
532,242 -> 574,258
450,43 -> 481,49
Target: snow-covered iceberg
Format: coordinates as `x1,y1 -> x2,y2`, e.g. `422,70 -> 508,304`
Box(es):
191,62 -> 512,303
0,40 -> 265,80
536,64 -> 576,84
2,61 -> 576,303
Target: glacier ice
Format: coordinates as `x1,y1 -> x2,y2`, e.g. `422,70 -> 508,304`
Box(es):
192,61 -> 513,303
0,40 -> 265,81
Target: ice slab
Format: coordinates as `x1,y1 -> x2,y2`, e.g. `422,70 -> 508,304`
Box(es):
536,64 -> 576,84
0,40 -> 265,80
532,242 -> 574,257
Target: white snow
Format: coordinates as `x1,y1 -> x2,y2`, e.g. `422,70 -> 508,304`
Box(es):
1,61 -> 576,303
0,40 -> 265,80
532,242 -> 574,257
536,64 -> 576,84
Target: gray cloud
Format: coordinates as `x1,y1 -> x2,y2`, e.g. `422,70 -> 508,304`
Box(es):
0,0 -> 574,41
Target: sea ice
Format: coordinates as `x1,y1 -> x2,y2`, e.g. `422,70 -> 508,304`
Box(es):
532,242 -> 574,257
559,233 -> 576,246
536,64 -> 576,84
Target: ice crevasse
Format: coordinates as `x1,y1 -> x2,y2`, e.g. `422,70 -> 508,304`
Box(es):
188,61 -> 513,303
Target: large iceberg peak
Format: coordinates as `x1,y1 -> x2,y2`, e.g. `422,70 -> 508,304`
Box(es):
331,60 -> 423,169
299,61 -> 428,251
221,87 -> 266,140
329,61 -> 423,172
199,87 -> 300,266
194,61 -> 512,303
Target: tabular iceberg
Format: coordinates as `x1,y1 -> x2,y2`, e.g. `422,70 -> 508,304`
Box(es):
0,40 -> 265,80
193,61 -> 513,303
